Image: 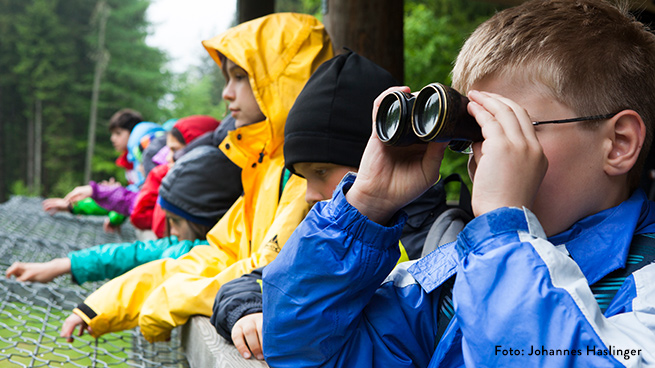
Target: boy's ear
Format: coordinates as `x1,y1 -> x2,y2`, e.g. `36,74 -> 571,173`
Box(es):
604,110 -> 646,177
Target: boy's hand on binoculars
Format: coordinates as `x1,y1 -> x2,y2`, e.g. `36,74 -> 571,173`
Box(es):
346,87 -> 448,226
466,90 -> 548,217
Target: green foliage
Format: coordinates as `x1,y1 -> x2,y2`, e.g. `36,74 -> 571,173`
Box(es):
277,0 -> 323,18
10,180 -> 38,197
0,0 -> 170,199
167,55 -> 227,120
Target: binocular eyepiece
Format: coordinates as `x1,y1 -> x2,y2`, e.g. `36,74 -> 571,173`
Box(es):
375,83 -> 483,152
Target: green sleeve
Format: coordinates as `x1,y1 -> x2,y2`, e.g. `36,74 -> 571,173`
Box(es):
70,198 -> 126,225
70,198 -> 109,216
68,236 -> 208,284
107,211 -> 126,226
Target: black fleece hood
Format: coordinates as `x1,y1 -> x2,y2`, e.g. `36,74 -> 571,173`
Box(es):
284,50 -> 398,173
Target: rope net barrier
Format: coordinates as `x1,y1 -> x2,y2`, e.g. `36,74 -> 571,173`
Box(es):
0,196 -> 189,367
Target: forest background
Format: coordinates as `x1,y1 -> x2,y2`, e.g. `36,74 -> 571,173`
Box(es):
0,0 -> 500,202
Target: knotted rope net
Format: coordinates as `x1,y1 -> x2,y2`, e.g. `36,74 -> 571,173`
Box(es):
0,196 -> 188,367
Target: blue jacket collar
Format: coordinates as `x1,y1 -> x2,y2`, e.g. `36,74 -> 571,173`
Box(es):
550,189 -> 655,285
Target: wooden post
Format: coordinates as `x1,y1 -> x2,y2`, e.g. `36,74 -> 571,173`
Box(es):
34,98 -> 42,194
323,0 -> 404,84
84,0 -> 110,184
238,0 -> 275,24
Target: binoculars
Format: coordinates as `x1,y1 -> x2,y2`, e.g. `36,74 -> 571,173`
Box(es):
375,83 -> 483,152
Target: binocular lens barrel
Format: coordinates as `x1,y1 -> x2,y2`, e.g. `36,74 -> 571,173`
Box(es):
375,83 -> 483,150
375,91 -> 422,146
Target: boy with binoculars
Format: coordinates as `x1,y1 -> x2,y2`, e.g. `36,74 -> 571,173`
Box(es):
262,0 -> 655,366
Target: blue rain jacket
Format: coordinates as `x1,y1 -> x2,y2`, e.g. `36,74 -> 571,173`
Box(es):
264,174 -> 655,367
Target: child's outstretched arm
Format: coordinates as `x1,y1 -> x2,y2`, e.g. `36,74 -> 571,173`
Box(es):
5,258 -> 71,283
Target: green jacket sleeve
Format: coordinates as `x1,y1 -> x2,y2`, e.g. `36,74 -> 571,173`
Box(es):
70,198 -> 109,216
68,236 -> 207,284
70,198 -> 127,226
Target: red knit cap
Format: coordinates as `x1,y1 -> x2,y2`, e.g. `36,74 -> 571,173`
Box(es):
174,115 -> 221,144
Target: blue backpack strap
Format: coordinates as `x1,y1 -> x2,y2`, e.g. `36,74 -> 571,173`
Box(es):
590,233 -> 655,313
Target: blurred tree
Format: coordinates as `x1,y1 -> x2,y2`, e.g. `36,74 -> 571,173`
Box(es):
12,0 -> 76,195
167,54 -> 227,121
0,0 -> 170,199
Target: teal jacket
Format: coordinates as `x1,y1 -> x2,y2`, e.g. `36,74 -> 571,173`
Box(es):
68,236 -> 207,284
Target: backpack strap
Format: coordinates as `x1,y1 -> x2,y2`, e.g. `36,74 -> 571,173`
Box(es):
590,233 -> 655,313
420,174 -> 473,257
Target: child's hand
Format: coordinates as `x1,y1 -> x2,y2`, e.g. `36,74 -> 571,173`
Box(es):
231,312 -> 264,360
5,258 -> 71,283
466,90 -> 548,216
64,185 -> 93,204
61,313 -> 92,343
42,198 -> 70,214
346,87 -> 449,225
103,218 -> 121,234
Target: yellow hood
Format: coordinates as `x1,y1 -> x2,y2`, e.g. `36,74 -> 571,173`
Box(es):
202,13 -> 333,158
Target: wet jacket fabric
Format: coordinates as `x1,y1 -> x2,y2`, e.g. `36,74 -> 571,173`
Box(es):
72,13 -> 333,343
263,174 -> 655,367
68,236 -> 207,285
90,181 -> 138,216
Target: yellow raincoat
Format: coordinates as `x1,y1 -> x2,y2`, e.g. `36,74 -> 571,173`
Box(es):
73,13 -> 334,342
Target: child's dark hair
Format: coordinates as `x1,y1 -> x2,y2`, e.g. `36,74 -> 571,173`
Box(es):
165,218 -> 213,241
169,127 -> 187,145
108,108 -> 143,133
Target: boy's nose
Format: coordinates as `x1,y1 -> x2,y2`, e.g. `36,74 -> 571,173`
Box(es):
305,188 -> 324,207
222,84 -> 235,102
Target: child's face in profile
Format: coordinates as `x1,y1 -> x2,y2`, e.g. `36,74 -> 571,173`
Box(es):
466,76 -> 610,236
110,128 -> 130,152
166,133 -> 185,165
292,162 -> 358,206
166,211 -> 194,241
222,58 -> 266,128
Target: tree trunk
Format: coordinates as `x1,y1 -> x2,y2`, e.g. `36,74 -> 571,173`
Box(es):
27,106 -> 34,192
323,0 -> 404,84
85,0 -> 110,183
34,98 -> 42,194
238,0 -> 275,23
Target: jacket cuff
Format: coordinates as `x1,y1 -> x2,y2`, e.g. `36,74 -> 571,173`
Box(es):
73,303 -> 97,324
67,252 -> 85,285
322,173 -> 407,249
458,207 -> 546,256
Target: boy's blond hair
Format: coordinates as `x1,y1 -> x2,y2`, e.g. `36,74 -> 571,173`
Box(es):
452,0 -> 655,189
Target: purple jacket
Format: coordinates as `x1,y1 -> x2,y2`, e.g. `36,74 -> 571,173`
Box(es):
90,181 -> 138,216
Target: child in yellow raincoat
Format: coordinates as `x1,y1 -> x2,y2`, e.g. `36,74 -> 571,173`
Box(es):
60,12 -> 334,343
